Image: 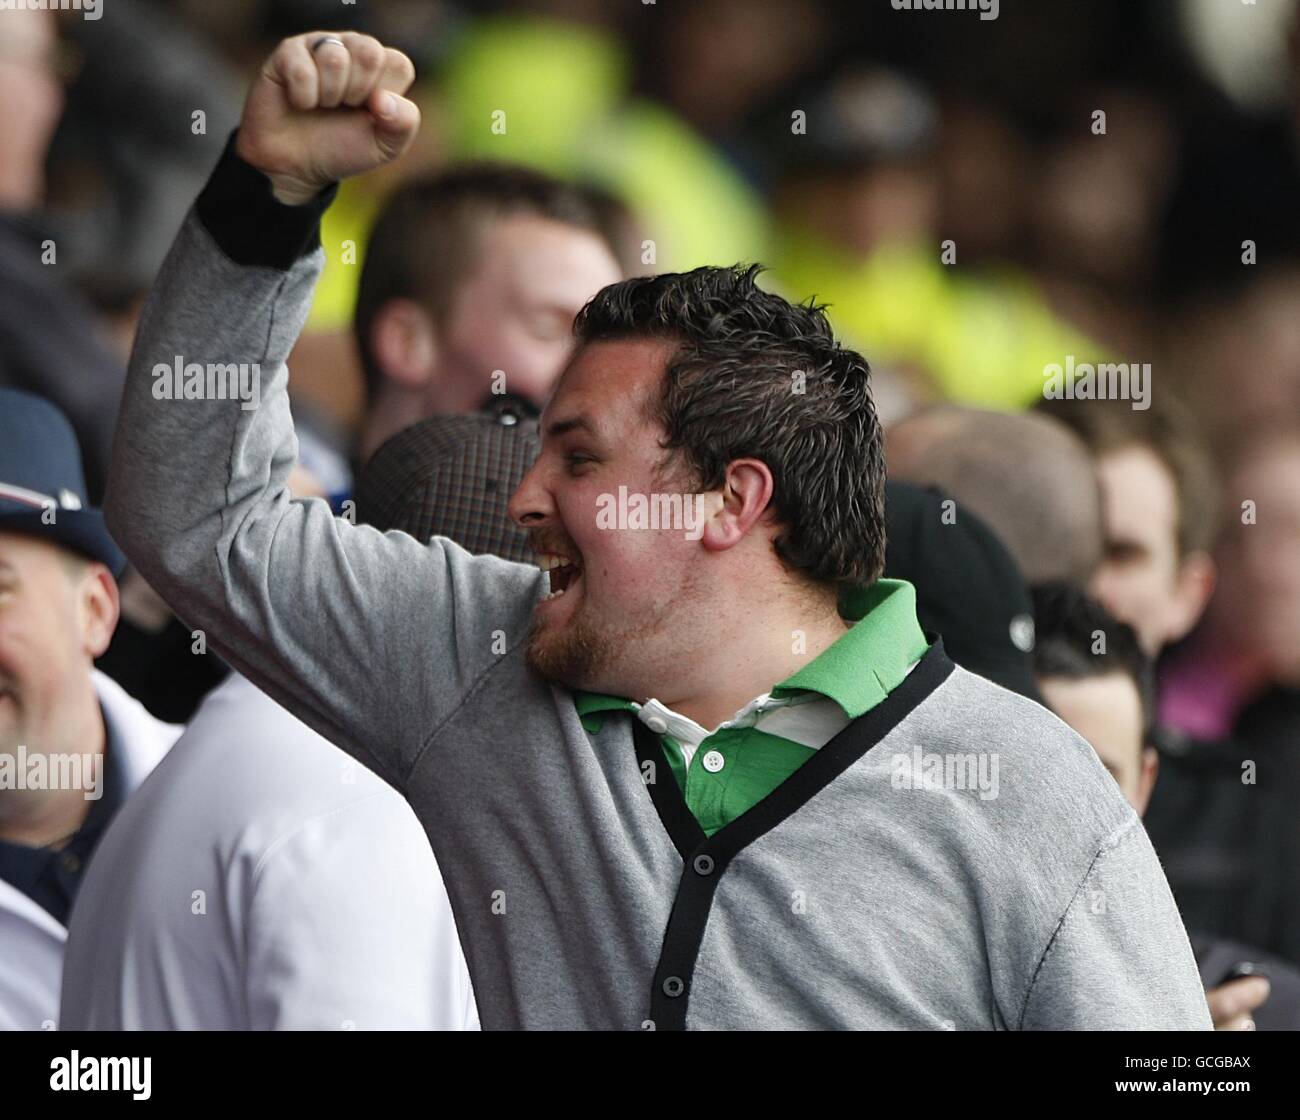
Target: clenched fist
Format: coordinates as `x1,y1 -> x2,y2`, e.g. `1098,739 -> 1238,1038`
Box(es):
235,32 -> 420,205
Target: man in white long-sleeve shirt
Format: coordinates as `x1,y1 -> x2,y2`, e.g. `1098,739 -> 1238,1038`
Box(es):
59,672 -> 477,1030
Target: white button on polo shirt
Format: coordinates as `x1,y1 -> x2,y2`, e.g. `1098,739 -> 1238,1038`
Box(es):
702,750 -> 725,773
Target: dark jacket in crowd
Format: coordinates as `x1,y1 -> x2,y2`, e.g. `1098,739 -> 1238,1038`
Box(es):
0,214 -> 124,503
1146,709 -> 1300,971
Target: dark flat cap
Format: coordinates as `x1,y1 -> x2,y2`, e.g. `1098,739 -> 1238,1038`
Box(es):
354,404 -> 540,564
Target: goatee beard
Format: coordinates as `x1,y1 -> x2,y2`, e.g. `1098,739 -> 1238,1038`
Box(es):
524,611 -> 613,688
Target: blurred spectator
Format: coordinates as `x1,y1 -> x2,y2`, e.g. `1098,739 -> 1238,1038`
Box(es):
0,9 -> 124,503
1226,428 -> 1300,708
1172,269 -> 1300,470
437,12 -> 770,271
1,5 -> 241,726
0,390 -> 180,1031
1158,6 -> 1300,303
1036,392 -> 1218,659
885,405 -> 1104,586
768,67 -> 1108,410
1215,427 -> 1300,966
351,163 -> 622,464
935,101 -> 1031,265
1026,85 -> 1177,359
635,0 -> 832,174
1036,395 -> 1293,967
44,0 -> 240,312
1032,582 -> 1300,1030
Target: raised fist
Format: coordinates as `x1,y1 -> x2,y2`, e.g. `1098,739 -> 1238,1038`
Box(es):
235,32 -> 420,205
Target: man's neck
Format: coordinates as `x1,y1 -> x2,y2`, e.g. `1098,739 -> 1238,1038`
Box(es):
651,591 -> 849,732
0,690 -> 106,848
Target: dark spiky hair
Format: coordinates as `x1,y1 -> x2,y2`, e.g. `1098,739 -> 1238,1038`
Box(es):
574,265 -> 886,587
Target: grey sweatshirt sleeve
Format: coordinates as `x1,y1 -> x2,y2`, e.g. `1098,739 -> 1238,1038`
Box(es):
105,136 -> 541,789
1018,814 -> 1213,1030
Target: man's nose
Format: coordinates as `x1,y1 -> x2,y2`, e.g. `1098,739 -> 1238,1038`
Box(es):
508,460 -> 554,529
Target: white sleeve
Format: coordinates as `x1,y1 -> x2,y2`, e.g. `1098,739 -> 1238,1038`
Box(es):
244,791 -> 476,1031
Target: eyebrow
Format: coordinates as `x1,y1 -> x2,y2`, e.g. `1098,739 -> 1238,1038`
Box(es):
544,415 -> 597,441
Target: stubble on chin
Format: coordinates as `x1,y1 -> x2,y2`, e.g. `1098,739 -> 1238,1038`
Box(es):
524,612 -> 612,688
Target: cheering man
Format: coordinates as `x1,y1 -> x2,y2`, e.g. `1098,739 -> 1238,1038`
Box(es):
106,31 -> 1211,1030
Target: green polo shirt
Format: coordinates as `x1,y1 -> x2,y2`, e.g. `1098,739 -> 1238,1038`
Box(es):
575,578 -> 930,836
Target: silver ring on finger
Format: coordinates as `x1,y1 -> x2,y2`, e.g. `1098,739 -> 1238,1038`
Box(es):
311,36 -> 346,54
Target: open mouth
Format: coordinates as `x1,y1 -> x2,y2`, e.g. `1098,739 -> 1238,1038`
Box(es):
536,552 -> 583,601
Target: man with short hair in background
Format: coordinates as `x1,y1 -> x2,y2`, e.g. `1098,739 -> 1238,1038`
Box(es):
1031,582 -> 1300,1031
1036,393 -> 1217,658
350,163 -> 623,466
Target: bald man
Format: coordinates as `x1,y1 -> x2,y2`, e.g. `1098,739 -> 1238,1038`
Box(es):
886,405 -> 1103,586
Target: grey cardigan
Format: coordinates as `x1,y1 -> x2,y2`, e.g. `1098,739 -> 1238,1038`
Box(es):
104,142 -> 1212,1031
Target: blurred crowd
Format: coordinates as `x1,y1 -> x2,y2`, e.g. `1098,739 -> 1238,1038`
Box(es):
2,0 -> 1300,1030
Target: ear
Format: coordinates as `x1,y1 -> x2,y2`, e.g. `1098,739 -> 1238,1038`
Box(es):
369,298 -> 439,392
1134,746 -> 1160,817
1165,551 -> 1216,645
699,459 -> 774,554
76,564 -> 120,661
